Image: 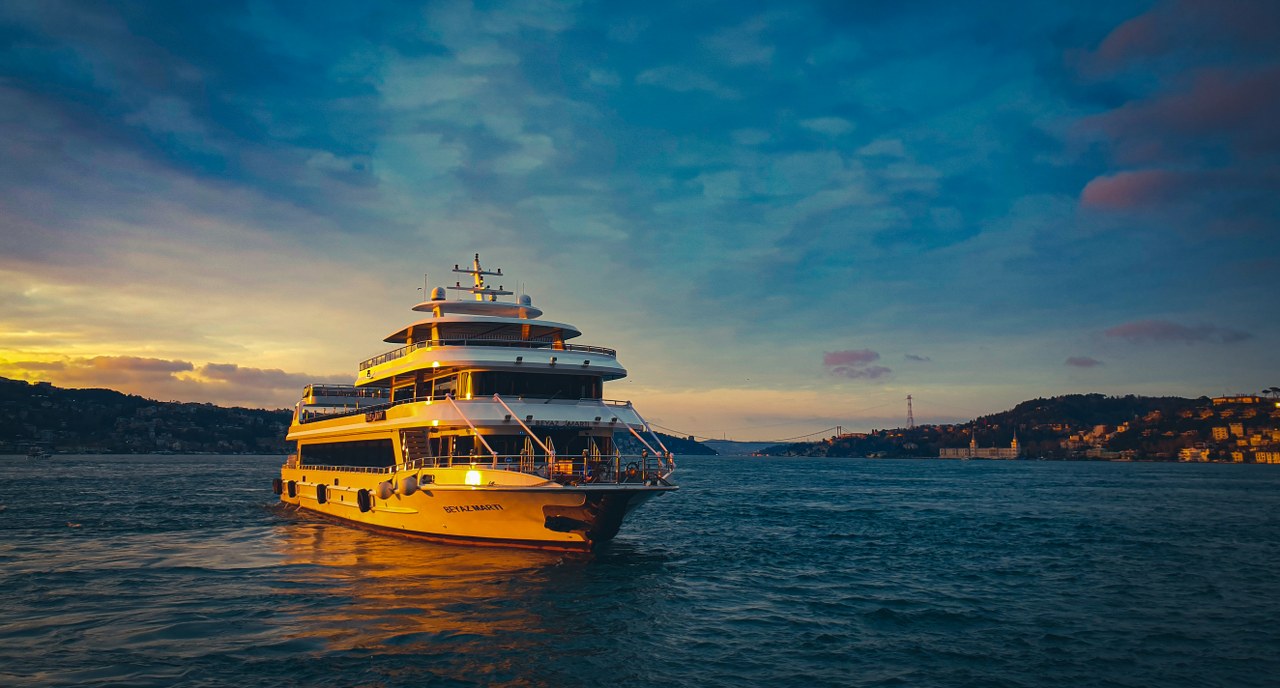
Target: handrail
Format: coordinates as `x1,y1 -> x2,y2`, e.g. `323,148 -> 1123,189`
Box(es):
360,338 -> 617,371
395,452 -> 673,485
445,393 -> 500,464
297,394 -> 628,425
491,393 -> 554,457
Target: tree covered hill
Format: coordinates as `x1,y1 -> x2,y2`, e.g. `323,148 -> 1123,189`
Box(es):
1,376 -> 292,454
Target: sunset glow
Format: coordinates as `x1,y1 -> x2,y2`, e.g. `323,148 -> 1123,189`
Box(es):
2,1 -> 1276,440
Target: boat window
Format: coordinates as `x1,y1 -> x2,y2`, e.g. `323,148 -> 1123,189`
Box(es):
301,439 -> 395,467
433,375 -> 457,399
470,372 -> 602,400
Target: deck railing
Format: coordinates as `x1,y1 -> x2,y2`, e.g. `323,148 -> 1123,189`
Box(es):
291,452 -> 672,485
359,338 -> 617,371
297,394 -> 630,425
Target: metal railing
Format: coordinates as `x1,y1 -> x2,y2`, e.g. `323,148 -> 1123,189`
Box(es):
297,393 -> 620,425
304,384 -> 389,399
398,452 -> 673,485
359,338 -> 617,371
295,465 -> 394,474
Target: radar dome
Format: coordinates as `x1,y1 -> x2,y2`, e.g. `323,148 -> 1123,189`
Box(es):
430,286 -> 446,301
519,294 -> 532,306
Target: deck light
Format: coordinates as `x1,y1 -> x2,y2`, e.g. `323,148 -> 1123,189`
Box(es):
432,361 -> 440,367
549,357 -> 557,366
432,420 -> 439,426
465,470 -> 482,486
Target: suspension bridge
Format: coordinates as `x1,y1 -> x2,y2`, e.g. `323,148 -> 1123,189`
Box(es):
647,394 -> 984,445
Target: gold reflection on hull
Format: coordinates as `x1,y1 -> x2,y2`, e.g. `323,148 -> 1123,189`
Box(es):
278,465 -> 671,551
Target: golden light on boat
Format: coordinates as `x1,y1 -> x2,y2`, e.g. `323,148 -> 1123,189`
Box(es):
432,420 -> 439,426
432,361 -> 440,367
465,470 -> 482,486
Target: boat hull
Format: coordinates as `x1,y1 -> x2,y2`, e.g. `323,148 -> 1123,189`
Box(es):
277,465 -> 674,551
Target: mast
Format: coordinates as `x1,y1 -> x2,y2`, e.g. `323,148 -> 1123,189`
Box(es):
449,254 -> 512,302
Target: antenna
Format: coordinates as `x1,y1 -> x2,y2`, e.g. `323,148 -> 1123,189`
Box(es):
906,394 -> 915,430
447,254 -> 513,301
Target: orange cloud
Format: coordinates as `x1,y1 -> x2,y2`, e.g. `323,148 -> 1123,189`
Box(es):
0,355 -> 345,408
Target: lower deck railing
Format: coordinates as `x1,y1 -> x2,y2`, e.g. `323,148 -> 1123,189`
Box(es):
286,452 -> 673,485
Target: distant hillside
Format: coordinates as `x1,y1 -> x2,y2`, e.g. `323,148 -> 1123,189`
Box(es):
0,377 -> 293,454
614,430 -> 717,455
0,377 -> 716,456
760,393 -> 1280,462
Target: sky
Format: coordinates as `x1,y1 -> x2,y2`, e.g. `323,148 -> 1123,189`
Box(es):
1,0 -> 1277,441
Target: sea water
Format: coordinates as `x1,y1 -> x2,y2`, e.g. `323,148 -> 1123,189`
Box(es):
1,455 -> 1278,687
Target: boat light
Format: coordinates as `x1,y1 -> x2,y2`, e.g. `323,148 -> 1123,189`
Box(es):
432,361 -> 440,367
549,357 -> 557,366
465,470 -> 482,486
432,420 -> 439,426
465,393 -> 472,400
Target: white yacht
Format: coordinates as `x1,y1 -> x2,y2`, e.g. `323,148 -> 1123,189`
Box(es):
275,255 -> 677,551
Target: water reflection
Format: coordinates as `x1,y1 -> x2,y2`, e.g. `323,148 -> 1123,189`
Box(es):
272,511 -> 572,648
266,508 -> 684,686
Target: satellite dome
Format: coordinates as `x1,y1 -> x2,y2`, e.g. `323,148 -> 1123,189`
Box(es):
519,294 -> 532,306
430,286 -> 446,301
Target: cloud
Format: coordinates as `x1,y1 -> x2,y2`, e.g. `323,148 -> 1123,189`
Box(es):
197,363 -> 346,391
904,354 -> 931,362
0,355 -> 344,407
799,117 -> 855,136
823,349 -> 892,380
1065,356 -> 1104,368
636,66 -> 738,98
704,16 -> 776,66
1080,169 -> 1194,209
1103,319 -> 1253,345
1075,2 -> 1280,234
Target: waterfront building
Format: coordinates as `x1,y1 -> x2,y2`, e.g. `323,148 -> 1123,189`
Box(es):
939,434 -> 1020,459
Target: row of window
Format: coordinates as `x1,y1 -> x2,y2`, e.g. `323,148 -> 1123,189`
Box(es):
390,371 -> 603,403
299,430 -> 616,468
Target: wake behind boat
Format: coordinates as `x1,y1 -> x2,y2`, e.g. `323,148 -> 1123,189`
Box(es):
275,255 -> 677,551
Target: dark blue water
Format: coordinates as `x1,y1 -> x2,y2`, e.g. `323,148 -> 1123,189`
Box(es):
2,455 -> 1278,687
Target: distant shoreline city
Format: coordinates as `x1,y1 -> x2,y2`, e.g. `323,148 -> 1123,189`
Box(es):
757,393 -> 1280,463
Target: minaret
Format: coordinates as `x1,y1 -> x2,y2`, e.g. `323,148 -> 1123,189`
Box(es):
969,429 -> 977,458
1011,432 -> 1019,457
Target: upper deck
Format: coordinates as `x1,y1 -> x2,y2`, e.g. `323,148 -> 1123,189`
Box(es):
351,254 -> 629,388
